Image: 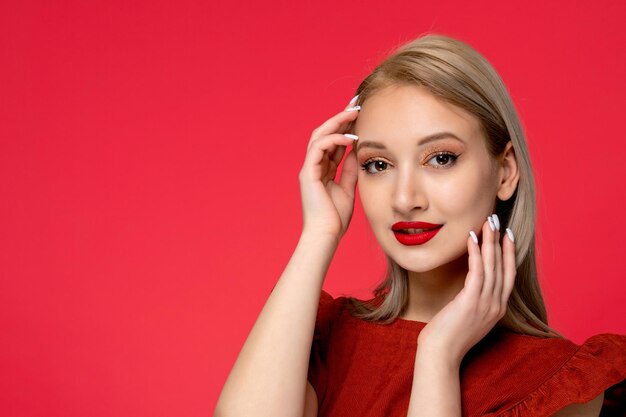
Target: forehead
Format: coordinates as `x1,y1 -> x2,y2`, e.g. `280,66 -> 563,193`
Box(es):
354,84 -> 485,148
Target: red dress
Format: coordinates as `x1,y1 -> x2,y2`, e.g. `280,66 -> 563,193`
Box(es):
308,290 -> 626,417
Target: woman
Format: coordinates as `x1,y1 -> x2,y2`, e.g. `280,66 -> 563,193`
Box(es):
215,33 -> 626,417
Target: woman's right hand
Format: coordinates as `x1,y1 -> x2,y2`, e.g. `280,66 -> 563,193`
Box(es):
298,98 -> 361,242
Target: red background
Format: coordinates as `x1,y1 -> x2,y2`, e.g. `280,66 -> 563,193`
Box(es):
1,1 -> 625,416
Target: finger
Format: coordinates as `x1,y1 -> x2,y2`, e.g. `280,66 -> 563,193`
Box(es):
501,227 -> 517,305
307,134 -> 357,165
330,143 -> 347,168
464,230 -> 484,298
492,215 -> 503,303
345,94 -> 359,110
308,108 -> 360,150
479,216 -> 496,303
338,146 -> 358,195
302,133 -> 358,179
311,96 -> 360,155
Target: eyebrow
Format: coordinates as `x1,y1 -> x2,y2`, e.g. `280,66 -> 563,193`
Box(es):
356,131 -> 464,152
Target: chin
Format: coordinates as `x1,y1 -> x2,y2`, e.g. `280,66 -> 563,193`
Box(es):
381,241 -> 469,274
394,256 -> 444,273
379,247 -> 438,271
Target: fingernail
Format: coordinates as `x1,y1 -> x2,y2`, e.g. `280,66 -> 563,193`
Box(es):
349,95 -> 359,106
506,228 -> 515,243
346,106 -> 361,112
344,133 -> 359,140
487,216 -> 495,232
469,230 -> 478,244
492,214 -> 500,231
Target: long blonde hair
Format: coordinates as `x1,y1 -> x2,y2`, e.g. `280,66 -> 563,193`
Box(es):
344,32 -> 562,338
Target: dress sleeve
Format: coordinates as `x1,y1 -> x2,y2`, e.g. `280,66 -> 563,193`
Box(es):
307,289 -> 337,404
488,333 -> 626,417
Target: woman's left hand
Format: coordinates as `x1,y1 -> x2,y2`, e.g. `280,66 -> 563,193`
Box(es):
416,214 -> 517,367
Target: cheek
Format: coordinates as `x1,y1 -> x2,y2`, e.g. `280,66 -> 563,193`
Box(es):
357,181 -> 387,225
429,169 -> 495,215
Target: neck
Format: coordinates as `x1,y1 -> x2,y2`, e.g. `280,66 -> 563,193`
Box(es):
401,252 -> 468,322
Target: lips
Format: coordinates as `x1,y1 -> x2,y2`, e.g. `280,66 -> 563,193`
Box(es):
391,221 -> 443,245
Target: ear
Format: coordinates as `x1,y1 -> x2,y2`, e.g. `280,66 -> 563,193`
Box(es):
496,141 -> 520,201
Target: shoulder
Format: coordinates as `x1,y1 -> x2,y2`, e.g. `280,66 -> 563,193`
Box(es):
311,289 -> 349,344
307,289 -> 350,405
461,331 -> 626,416
315,289 -> 344,324
467,330 -> 626,373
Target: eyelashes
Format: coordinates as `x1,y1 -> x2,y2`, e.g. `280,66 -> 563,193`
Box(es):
360,159 -> 390,174
359,151 -> 460,175
426,152 -> 459,168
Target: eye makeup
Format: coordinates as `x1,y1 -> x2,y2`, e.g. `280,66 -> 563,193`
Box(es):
357,141 -> 465,167
421,143 -> 464,166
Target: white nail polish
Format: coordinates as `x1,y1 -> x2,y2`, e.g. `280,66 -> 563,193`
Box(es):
487,216 -> 495,231
346,106 -> 361,112
349,95 -> 359,106
344,133 -> 359,140
469,230 -> 478,244
492,214 -> 500,231
506,228 -> 515,243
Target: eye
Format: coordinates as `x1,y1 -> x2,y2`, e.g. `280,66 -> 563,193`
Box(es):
360,159 -> 389,174
425,152 -> 459,168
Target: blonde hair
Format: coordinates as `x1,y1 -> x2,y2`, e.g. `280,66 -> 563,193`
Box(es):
344,32 -> 563,338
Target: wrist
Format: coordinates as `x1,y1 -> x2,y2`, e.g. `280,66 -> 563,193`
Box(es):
300,229 -> 341,248
415,344 -> 462,370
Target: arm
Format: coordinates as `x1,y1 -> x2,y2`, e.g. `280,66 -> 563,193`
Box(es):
408,361 -> 605,417
215,102 -> 360,417
214,232 -> 338,417
404,213 -> 603,417
407,215 -> 516,417
407,365 -> 605,417
407,347 -> 462,417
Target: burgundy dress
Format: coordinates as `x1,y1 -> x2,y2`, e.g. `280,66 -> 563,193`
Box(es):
308,290 -> 626,416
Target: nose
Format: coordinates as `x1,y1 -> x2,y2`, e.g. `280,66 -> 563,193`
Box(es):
391,165 -> 428,215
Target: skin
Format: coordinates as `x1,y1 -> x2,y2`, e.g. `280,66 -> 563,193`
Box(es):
297,84 -> 603,416
354,84 -> 520,415
355,85 -> 504,312
353,84 -> 519,365
215,84 -> 603,417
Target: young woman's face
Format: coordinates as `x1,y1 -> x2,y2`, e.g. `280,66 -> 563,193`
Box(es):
354,84 -> 501,273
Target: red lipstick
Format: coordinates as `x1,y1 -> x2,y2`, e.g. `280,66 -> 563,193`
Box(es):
391,221 -> 443,246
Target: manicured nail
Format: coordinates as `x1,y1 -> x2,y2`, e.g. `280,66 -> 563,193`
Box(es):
344,133 -> 359,140
487,216 -> 495,232
492,214 -> 500,231
349,95 -> 359,106
469,230 -> 478,244
346,106 -> 361,112
506,227 -> 515,243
